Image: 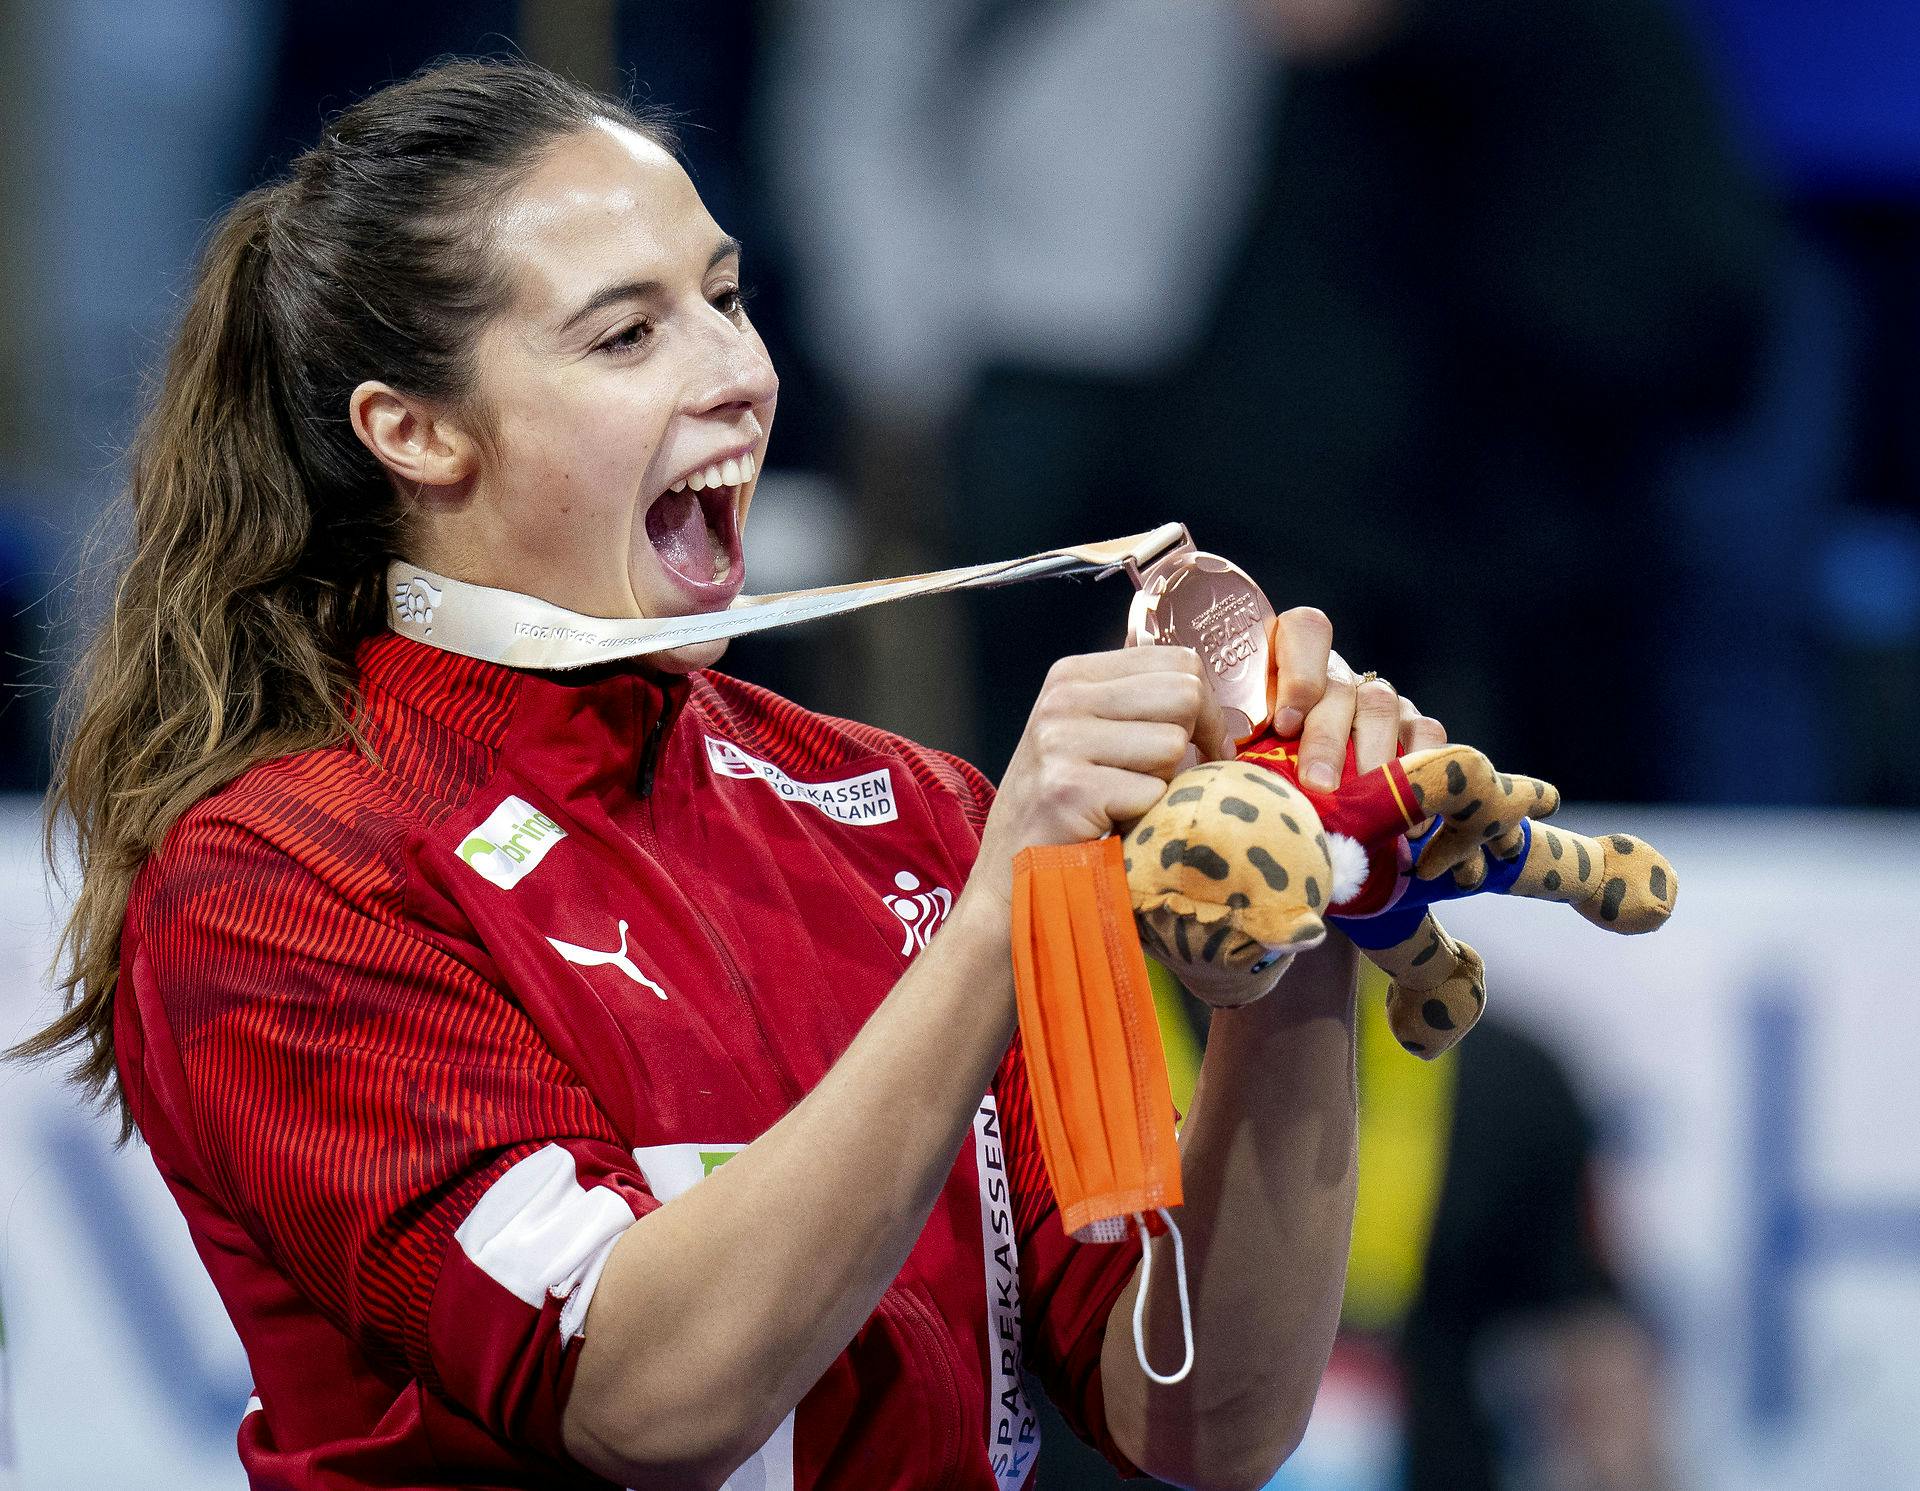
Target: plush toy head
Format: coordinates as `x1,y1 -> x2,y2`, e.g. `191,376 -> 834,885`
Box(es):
1123,760 -> 1335,1007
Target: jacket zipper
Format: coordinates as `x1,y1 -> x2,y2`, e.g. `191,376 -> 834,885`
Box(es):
639,698 -> 974,1479
636,703 -> 672,799
635,701 -> 803,1106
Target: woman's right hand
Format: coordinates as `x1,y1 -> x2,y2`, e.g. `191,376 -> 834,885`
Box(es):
968,646 -> 1230,918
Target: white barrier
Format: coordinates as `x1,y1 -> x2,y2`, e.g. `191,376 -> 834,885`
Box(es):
1,799 -> 1916,1488
1441,808 -> 1920,1491
0,801 -> 250,1490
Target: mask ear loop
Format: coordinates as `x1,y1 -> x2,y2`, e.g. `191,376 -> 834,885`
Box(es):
1130,1208 -> 1195,1385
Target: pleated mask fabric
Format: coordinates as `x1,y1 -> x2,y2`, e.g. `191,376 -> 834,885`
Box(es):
1010,837 -> 1194,1384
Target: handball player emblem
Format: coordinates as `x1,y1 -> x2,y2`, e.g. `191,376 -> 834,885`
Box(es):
393,574 -> 444,634
884,870 -> 952,956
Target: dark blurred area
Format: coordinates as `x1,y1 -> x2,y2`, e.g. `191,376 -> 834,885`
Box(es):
1,0 -> 1916,808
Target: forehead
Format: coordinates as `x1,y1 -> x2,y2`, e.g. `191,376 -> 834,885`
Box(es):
489,120 -> 720,316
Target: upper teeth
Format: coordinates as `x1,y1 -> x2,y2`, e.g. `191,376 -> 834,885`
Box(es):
671,451 -> 756,494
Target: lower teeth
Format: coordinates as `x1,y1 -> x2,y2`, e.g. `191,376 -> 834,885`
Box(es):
712,550 -> 731,582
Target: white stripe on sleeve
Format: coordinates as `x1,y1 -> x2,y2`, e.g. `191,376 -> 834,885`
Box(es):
455,1144 -> 637,1339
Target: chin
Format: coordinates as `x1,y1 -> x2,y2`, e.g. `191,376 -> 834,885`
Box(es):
650,637 -> 730,674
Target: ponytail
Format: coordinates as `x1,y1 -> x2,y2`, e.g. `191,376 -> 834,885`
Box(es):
16,186 -> 384,1135
11,59 -> 669,1136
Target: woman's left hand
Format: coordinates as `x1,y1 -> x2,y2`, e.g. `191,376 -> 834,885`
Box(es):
1263,606 -> 1447,785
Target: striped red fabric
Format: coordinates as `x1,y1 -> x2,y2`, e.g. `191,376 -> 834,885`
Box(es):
116,631 -> 1141,1487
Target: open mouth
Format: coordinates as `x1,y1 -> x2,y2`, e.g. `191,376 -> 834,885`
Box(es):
644,451 -> 753,602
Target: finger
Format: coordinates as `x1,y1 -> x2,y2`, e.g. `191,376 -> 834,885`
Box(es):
1267,606 -> 1333,737
1351,679 -> 1401,774
1054,664 -> 1228,762
1039,716 -> 1194,779
1191,675 -> 1231,762
1051,645 -> 1209,685
1398,697 -> 1447,754
1089,649 -> 1229,761
1063,672 -> 1211,730
1089,762 -> 1185,830
1297,665 -> 1356,793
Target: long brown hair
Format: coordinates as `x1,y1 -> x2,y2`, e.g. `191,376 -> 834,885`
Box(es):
14,60 -> 667,1135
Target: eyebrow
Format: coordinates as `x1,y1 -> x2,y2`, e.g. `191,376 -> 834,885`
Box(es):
556,236 -> 743,338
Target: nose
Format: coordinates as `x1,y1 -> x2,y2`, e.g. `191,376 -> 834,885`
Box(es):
689,315 -> 779,417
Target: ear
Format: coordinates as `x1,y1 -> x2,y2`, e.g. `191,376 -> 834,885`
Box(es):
349,380 -> 479,491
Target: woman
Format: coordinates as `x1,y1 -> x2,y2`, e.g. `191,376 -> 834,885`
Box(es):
22,60 -> 1438,1489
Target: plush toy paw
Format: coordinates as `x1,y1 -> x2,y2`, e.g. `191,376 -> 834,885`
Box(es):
1124,760 -> 1331,1008
1579,833 -> 1678,932
1506,822 -> 1678,933
1370,925 -> 1487,1057
1399,744 -> 1560,882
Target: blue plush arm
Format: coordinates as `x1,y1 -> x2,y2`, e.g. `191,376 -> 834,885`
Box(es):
1330,820 -> 1533,952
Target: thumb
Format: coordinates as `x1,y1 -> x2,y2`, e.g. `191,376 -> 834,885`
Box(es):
1193,677 -> 1234,762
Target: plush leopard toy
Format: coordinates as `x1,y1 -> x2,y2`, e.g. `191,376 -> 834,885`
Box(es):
1124,739 -> 1677,1057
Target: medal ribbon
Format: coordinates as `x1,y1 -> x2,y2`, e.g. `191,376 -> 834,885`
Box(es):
386,524 -> 1189,669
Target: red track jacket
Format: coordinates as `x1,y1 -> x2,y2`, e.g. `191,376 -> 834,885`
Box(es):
116,631 -> 1143,1488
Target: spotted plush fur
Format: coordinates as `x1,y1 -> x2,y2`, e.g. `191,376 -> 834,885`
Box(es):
1125,745 -> 1679,1056
1510,825 -> 1678,932
1366,928 -> 1486,1056
1399,744 -> 1559,884
1124,760 -> 1331,1008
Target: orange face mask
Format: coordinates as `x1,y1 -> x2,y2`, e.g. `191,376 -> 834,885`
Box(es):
1011,838 -> 1194,1384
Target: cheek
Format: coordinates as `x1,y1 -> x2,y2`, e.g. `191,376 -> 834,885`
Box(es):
495,359 -> 670,484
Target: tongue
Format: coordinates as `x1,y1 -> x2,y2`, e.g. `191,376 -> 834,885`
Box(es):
646,487 -> 719,584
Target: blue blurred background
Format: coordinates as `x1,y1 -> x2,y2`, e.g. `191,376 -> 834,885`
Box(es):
0,0 -> 1916,807
0,3 -> 1915,1489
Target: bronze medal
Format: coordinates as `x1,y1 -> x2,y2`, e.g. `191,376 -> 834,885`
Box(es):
1126,541 -> 1276,745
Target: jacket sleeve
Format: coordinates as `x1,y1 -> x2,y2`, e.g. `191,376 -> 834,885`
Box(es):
127,807 -> 659,1461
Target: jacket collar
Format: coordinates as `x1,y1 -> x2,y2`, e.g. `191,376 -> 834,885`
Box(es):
355,630 -> 691,790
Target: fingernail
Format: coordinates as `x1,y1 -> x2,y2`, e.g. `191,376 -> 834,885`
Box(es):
1273,707 -> 1304,736
1305,761 -> 1338,792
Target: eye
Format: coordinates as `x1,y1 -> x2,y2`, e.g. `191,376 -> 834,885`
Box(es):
1249,950 -> 1282,975
711,281 -> 753,319
597,319 -> 655,358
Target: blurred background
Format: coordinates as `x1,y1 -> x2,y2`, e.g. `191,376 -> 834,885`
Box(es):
0,1 -> 1915,1488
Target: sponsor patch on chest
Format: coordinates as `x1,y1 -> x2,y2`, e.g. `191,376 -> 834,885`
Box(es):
705,735 -> 899,826
457,795 -> 566,889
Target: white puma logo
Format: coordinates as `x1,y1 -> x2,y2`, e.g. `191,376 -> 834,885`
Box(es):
546,920 -> 668,999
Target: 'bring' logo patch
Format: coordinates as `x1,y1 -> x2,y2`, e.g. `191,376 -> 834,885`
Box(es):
458,796 -> 566,889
